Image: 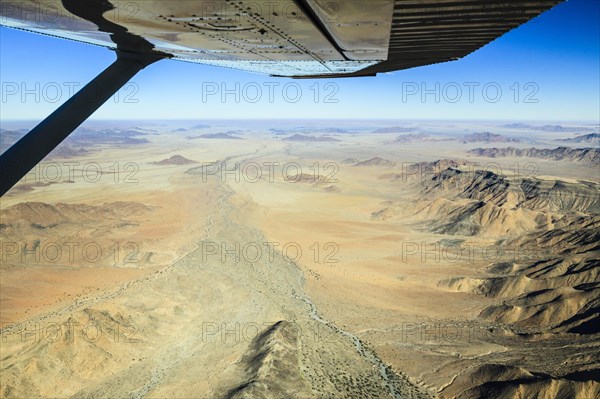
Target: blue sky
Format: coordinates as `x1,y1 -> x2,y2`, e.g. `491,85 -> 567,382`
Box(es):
0,0 -> 598,121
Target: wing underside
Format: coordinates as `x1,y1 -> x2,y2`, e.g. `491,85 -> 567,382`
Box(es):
0,0 -> 563,77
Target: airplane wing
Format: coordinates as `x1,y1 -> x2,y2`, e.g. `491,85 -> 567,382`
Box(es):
1,0 -> 563,78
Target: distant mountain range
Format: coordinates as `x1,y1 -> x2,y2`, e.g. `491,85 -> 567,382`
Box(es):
557,133 -> 600,144
72,128 -> 151,145
501,123 -> 595,132
151,155 -> 198,165
0,129 -> 27,153
469,147 -> 599,163
270,127 -> 352,135
188,132 -> 243,140
282,134 -> 340,142
461,132 -> 520,143
172,124 -> 211,133
353,157 -> 397,167
388,131 -> 520,144
1,127 -> 149,158
372,126 -> 417,134
391,132 -> 431,143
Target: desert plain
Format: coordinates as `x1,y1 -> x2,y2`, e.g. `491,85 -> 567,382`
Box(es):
0,120 -> 598,398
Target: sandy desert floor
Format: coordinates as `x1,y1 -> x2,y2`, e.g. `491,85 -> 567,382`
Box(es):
1,121 -> 598,398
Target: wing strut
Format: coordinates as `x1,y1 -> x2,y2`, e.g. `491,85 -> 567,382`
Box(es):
0,51 -> 164,197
